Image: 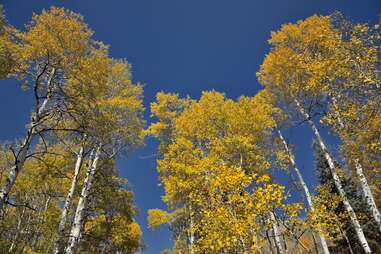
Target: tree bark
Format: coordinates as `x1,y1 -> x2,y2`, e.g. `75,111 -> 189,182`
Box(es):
54,146 -> 84,254
0,68 -> 56,211
270,212 -> 284,254
354,158 -> 381,233
188,205 -> 195,254
332,96 -> 381,233
293,98 -> 371,254
0,132 -> 32,211
64,145 -> 101,254
277,129 -> 330,254
8,206 -> 26,253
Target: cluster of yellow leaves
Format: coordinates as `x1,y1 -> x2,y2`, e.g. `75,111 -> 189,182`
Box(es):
258,15 -> 347,98
148,92 -> 192,153
19,7 -> 92,70
148,91 -> 301,252
84,215 -> 142,253
308,185 -> 347,240
147,209 -> 171,230
0,7 -> 18,78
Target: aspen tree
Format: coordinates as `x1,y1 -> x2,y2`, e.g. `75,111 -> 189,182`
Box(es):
322,16 -> 381,232
0,7 -> 94,210
148,91 -> 301,253
64,58 -> 144,254
80,168 -> 142,253
258,15 -> 372,253
0,6 -> 144,253
0,143 -> 69,253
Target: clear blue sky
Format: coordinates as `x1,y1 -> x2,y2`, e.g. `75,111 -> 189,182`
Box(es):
1,1 -> 380,253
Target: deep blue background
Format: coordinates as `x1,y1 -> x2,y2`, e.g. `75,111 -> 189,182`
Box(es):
1,1 -> 380,253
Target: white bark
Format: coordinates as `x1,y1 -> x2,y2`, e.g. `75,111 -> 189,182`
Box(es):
8,206 -> 26,253
332,96 -> 381,233
189,206 -> 195,254
294,98 -> 371,254
354,158 -> 381,233
277,129 -> 330,254
0,68 -> 56,211
0,133 -> 32,210
270,212 -> 284,254
54,146 -> 84,254
64,146 -> 101,254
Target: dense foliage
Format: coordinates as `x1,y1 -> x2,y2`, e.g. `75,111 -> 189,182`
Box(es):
0,5 -> 380,254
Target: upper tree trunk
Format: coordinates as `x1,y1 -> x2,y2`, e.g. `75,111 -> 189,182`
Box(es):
64,145 -> 101,254
54,146 -> 84,254
0,68 -> 56,211
277,129 -> 330,254
293,98 -> 371,254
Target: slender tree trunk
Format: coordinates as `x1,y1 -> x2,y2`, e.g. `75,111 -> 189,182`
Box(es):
64,145 -> 101,254
0,132 -> 32,211
265,228 -> 275,254
332,97 -> 381,233
340,227 -> 354,254
8,206 -> 26,253
188,205 -> 195,254
257,232 -> 263,254
294,98 -> 371,254
0,68 -> 56,211
311,232 -> 320,254
277,129 -> 330,254
281,232 -> 288,254
354,158 -> 381,233
270,212 -> 284,254
54,146 -> 84,254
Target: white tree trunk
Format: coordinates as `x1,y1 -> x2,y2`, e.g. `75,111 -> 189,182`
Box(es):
294,98 -> 371,254
269,212 -> 284,254
8,206 -> 26,253
189,206 -> 195,254
64,146 -> 101,254
0,133 -> 32,211
332,97 -> 381,233
354,158 -> 381,233
54,146 -> 84,254
277,129 -> 330,254
0,68 -> 56,211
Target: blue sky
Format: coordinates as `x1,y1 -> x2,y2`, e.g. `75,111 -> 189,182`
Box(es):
1,1 -> 380,253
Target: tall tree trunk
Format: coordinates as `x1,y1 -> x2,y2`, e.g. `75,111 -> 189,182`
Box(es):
281,231 -> 288,254
0,132 -> 32,211
332,97 -> 381,233
188,205 -> 195,254
270,212 -> 284,254
0,68 -> 56,211
265,228 -> 275,254
354,158 -> 381,233
311,232 -> 320,254
64,145 -> 101,254
8,206 -> 26,253
277,129 -> 330,254
340,227 -> 354,254
54,146 -> 84,254
293,98 -> 371,254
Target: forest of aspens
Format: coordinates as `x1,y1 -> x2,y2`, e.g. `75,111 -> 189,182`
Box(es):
0,3 -> 380,254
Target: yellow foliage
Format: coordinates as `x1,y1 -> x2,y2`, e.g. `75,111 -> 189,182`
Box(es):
147,209 -> 170,230
149,91 -> 301,252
